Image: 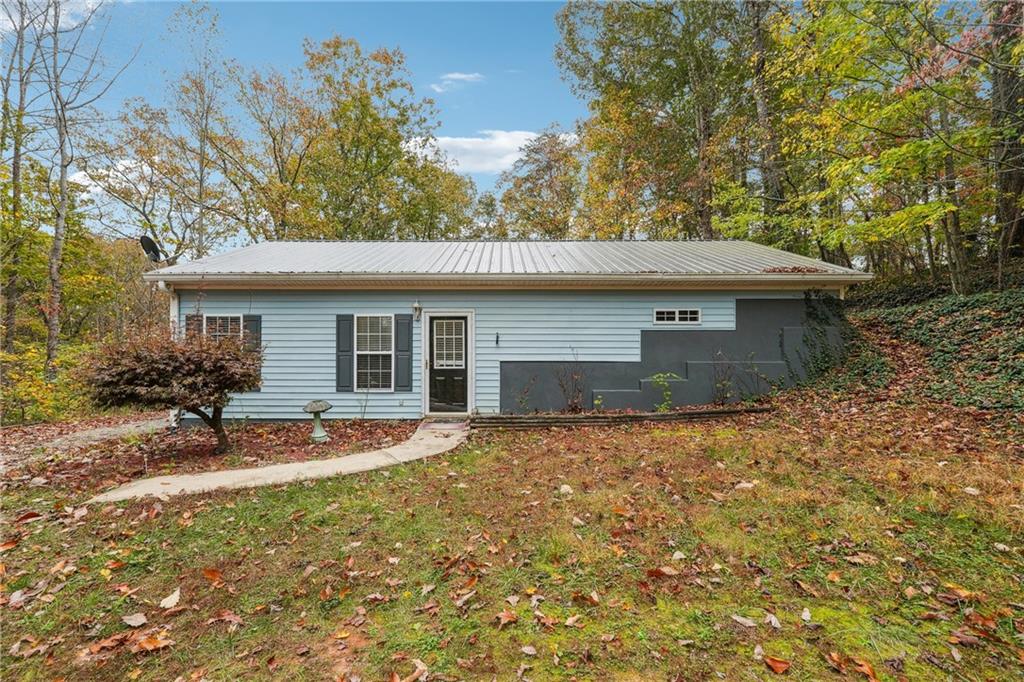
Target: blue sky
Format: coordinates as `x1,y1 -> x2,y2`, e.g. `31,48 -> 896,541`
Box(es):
96,1 -> 587,192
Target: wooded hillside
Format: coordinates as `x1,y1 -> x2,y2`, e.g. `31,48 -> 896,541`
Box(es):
2,1 -> 1022,422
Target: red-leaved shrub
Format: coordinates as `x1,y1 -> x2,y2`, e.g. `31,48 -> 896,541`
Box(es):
81,327 -> 262,452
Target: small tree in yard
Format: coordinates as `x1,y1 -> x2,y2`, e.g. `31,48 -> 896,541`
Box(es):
81,327 -> 262,452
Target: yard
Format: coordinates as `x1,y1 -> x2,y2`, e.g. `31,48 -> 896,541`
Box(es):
2,322 -> 1022,681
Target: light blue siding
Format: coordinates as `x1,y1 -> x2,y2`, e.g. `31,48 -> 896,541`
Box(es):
177,289 -> 802,419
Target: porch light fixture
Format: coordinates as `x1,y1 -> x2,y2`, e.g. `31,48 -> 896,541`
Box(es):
412,300 -> 422,320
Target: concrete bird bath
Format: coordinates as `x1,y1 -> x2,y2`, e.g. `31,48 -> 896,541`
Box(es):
303,400 -> 333,443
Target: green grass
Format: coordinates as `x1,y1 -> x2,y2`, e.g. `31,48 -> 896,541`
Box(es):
3,401 -> 1021,681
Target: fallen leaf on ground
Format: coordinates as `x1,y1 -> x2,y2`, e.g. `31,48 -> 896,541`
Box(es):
122,613 -> 148,628
495,608 -> 518,629
647,565 -> 679,578
130,630 -> 174,653
764,656 -> 791,674
159,587 -> 180,609
852,657 -> 880,682
202,568 -> 225,587
731,614 -> 757,628
844,552 -> 879,566
14,511 -> 42,524
825,651 -> 847,673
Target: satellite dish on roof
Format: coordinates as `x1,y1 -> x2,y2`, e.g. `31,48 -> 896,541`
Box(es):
139,235 -> 163,263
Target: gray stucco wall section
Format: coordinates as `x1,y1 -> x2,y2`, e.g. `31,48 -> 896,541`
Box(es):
499,298 -> 845,413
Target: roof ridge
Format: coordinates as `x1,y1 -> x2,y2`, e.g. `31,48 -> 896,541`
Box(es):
147,239 -> 871,283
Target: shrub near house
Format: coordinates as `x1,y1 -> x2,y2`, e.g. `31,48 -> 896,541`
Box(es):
81,327 -> 262,451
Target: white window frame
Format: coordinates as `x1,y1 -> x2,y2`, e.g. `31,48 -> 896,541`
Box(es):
432,318 -> 466,370
203,314 -> 243,339
652,308 -> 702,325
353,313 -> 395,392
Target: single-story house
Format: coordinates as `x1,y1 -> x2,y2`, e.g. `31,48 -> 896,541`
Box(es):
144,240 -> 871,420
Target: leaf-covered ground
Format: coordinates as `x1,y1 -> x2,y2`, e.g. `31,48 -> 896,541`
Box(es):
4,420 -> 418,496
856,287 -> 1024,411
2,332 -> 1022,680
0,411 -> 166,462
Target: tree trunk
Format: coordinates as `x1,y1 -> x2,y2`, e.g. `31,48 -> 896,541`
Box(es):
694,103 -> 714,239
937,106 -> 970,295
746,0 -> 786,214
44,3 -> 70,380
188,405 -> 230,453
990,0 -> 1024,288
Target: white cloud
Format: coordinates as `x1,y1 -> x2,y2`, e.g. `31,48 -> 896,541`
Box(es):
434,130 -> 537,174
441,72 -> 484,83
1,0 -> 102,34
429,71 -> 485,93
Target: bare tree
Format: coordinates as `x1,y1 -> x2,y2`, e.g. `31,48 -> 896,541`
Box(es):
211,65 -> 322,242
82,102 -> 208,264
36,0 -> 130,378
83,3 -> 234,263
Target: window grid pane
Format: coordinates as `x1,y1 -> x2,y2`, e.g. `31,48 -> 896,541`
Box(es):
654,310 -> 676,323
357,353 -> 392,390
206,316 -> 241,340
433,319 -> 465,369
357,315 -> 392,353
355,315 -> 394,390
678,309 -> 700,322
655,309 -> 700,324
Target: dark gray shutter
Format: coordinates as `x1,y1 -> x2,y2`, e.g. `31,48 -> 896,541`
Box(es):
336,314 -> 354,392
185,314 -> 203,339
243,315 -> 262,392
242,315 -> 261,350
394,313 -> 413,392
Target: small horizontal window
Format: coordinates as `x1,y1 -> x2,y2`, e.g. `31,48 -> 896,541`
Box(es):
204,315 -> 242,339
653,308 -> 702,324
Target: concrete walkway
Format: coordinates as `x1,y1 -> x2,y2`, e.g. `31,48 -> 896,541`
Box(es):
90,421 -> 468,503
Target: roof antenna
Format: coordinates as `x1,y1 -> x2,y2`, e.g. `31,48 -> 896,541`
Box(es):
139,235 -> 165,263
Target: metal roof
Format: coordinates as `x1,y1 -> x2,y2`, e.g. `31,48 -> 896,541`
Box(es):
145,240 -> 871,289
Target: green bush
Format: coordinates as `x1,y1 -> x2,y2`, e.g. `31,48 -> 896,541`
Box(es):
0,343 -> 92,424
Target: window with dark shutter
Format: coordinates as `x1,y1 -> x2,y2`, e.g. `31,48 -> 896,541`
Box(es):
336,314 -> 354,392
243,315 -> 262,392
242,315 -> 262,350
394,314 -> 413,392
184,314 -> 203,338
